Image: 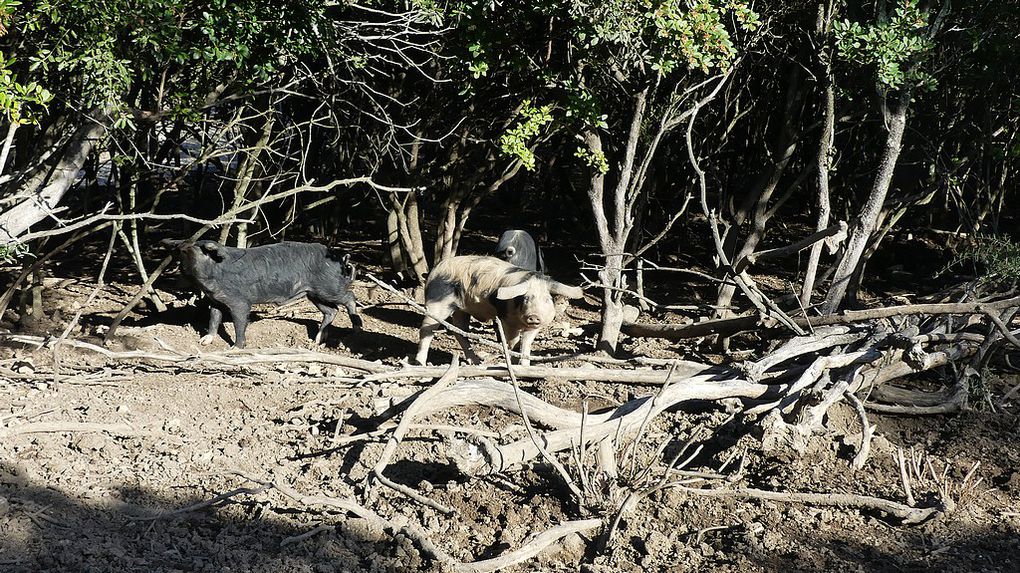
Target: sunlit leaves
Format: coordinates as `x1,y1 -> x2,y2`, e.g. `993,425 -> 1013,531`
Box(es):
0,52 -> 52,123
499,100 -> 554,170
9,0 -> 333,119
833,0 -> 936,89
574,145 -> 609,174
569,0 -> 758,75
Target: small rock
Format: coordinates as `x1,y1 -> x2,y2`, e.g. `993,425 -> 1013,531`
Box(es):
0,495 -> 10,517
117,405 -> 130,414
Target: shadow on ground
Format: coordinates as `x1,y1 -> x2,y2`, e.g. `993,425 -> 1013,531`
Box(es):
0,460 -> 422,573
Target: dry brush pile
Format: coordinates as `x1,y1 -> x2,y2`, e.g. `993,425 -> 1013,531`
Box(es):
2,278 -> 1011,571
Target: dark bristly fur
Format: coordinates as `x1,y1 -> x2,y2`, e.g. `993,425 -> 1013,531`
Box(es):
161,239 -> 362,348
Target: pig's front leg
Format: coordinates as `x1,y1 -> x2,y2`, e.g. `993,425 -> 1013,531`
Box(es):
200,305 -> 224,346
517,328 -> 540,366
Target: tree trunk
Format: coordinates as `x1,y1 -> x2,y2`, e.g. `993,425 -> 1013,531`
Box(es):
388,190 -> 429,284
0,118 -> 107,243
586,87 -> 648,354
801,2 -> 838,308
219,102 -> 275,247
821,89 -> 910,314
385,208 -> 407,275
715,66 -> 803,319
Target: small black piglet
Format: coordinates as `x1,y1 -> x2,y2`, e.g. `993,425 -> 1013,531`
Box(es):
161,239 -> 362,348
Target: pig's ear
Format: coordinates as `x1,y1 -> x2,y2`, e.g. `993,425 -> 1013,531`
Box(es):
496,281 -> 530,300
200,242 -> 225,262
549,281 -> 584,299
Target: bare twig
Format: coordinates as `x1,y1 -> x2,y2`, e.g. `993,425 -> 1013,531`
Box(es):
495,317 -> 583,503
846,391 -> 873,470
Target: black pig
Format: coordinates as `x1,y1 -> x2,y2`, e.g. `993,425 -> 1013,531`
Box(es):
494,230 -> 545,273
161,239 -> 362,348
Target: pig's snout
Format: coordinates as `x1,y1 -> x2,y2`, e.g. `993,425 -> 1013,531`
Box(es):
523,314 -> 543,327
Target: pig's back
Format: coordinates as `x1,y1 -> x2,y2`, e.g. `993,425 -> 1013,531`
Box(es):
223,242 -> 343,304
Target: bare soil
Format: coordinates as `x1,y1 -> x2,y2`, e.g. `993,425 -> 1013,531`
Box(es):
3,254 -> 1020,573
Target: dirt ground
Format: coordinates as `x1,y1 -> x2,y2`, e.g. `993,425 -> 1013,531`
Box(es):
3,248 -> 1020,572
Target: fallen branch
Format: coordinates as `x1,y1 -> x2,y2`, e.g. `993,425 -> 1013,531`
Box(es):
678,485 -> 939,525
4,332 -> 717,384
4,334 -> 391,373
744,221 -> 847,266
846,391 -> 873,470
449,374 -> 772,475
743,326 -> 866,381
280,524 -> 332,547
456,518 -> 603,573
130,483 -> 271,521
623,296 -> 1020,341
360,362 -> 715,385
0,421 -> 148,439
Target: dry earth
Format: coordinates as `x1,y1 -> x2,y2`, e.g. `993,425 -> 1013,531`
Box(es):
3,259 -> 1020,572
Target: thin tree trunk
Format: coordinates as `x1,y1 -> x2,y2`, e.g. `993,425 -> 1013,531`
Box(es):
385,209 -> 407,275
821,89 -> 910,314
219,103 -> 275,247
0,118 -> 107,242
715,66 -> 803,319
389,190 -> 429,283
587,87 -> 648,354
801,6 -> 837,307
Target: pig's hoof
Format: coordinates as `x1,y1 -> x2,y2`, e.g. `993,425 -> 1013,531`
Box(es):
199,335 -> 215,346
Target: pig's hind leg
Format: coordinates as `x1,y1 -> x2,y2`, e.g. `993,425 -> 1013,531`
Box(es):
227,302 -> 252,348
344,298 -> 363,331
416,301 -> 456,365
309,299 -> 339,345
